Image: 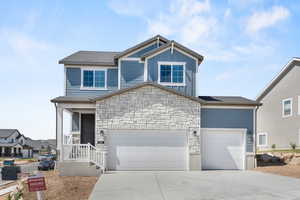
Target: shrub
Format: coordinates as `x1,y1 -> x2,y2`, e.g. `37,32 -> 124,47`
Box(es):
271,144 -> 276,149
290,142 -> 297,150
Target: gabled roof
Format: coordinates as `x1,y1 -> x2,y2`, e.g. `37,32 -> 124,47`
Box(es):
199,96 -> 261,106
114,35 -> 169,59
59,51 -> 120,66
140,40 -> 204,64
93,82 -> 206,104
0,129 -> 20,138
256,58 -> 300,102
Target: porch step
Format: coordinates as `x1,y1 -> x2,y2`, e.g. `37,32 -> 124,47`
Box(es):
58,161 -> 101,177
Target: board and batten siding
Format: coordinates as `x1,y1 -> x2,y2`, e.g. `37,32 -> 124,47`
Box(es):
128,43 -> 163,58
147,49 -> 196,97
120,61 -> 144,89
201,108 -> 254,152
66,67 -> 118,97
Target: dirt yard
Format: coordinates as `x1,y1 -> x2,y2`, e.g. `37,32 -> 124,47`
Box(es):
254,165 -> 300,179
22,170 -> 98,200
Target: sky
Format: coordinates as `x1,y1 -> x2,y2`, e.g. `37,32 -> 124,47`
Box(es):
0,0 -> 299,140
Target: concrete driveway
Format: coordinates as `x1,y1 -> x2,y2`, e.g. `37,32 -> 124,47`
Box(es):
89,171 -> 300,200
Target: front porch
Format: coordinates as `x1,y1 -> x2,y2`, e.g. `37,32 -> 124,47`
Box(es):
0,144 -> 23,157
55,102 -> 106,176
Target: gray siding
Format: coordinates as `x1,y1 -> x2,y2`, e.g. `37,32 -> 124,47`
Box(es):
129,42 -> 163,58
257,65 -> 300,149
120,61 -> 144,89
201,108 -> 254,152
147,49 -> 196,96
66,67 -> 118,97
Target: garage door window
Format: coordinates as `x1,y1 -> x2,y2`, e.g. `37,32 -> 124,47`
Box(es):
258,133 -> 268,146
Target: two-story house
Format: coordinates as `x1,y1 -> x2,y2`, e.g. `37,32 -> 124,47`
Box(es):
0,129 -> 32,158
256,58 -> 300,150
51,35 -> 260,176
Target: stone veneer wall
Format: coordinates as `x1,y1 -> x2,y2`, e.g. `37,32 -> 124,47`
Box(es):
95,85 -> 201,154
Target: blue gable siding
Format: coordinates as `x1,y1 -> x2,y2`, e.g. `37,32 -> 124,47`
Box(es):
201,108 -> 254,152
120,61 -> 144,89
66,67 -> 118,97
147,49 -> 197,96
129,42 -> 164,58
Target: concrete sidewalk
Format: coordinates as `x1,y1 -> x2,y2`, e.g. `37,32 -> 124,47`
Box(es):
89,171 -> 300,200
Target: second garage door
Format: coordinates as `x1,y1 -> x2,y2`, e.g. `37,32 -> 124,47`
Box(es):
106,130 -> 188,171
202,128 -> 246,170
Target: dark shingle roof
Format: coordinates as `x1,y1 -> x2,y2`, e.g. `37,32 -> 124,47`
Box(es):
141,41 -> 204,64
114,35 -> 169,59
59,51 -> 120,66
51,96 -> 94,103
199,96 -> 260,106
0,129 -> 18,138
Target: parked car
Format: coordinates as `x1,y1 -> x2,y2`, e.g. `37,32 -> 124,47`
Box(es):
38,158 -> 55,170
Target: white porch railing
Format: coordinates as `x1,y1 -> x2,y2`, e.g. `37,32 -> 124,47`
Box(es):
62,143 -> 106,171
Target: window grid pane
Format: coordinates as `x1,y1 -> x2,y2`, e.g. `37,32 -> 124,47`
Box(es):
284,100 -> 291,115
160,65 -> 172,83
95,71 -> 105,88
172,65 -> 183,83
83,70 -> 94,87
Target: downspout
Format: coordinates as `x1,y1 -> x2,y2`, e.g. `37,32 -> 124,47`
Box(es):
254,105 -> 259,168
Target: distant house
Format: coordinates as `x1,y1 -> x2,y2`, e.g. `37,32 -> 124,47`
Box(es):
26,139 -> 56,158
0,129 -> 33,158
257,58 -> 300,150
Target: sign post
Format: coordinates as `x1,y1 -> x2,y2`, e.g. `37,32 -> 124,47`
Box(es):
27,174 -> 46,200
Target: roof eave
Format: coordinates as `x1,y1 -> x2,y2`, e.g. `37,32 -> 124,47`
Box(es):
256,58 -> 300,102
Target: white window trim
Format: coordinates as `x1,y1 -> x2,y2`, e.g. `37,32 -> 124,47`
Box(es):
257,132 -> 268,147
282,98 -> 293,118
158,62 -> 186,86
80,68 -> 107,90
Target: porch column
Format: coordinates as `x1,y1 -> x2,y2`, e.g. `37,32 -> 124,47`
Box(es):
11,147 -> 14,157
57,105 -> 64,161
1,147 -> 4,156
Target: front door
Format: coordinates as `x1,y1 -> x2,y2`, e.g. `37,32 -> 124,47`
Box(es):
80,114 -> 95,146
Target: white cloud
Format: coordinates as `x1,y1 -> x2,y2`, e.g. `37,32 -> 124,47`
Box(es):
146,0 -> 217,45
246,6 -> 290,33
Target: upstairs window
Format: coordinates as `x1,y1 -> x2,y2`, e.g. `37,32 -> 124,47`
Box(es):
282,98 -> 292,117
158,62 -> 185,86
81,69 -> 106,89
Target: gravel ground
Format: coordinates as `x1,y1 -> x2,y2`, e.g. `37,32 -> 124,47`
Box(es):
253,165 -> 300,179
22,170 -> 98,200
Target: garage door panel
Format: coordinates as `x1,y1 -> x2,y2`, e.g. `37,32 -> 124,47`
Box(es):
202,129 -> 245,170
107,132 -> 188,171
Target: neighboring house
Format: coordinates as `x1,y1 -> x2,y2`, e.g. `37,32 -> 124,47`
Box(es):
51,35 -> 260,176
256,58 -> 300,150
0,129 -> 33,158
26,139 -> 56,158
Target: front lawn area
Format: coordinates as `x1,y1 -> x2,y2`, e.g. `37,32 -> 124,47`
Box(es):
254,165 -> 300,179
22,170 -> 98,200
257,149 -> 300,154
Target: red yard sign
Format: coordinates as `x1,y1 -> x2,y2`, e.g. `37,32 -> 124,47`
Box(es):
28,175 -> 46,192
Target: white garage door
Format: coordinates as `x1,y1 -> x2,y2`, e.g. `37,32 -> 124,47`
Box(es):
106,130 -> 188,171
202,129 -> 246,170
